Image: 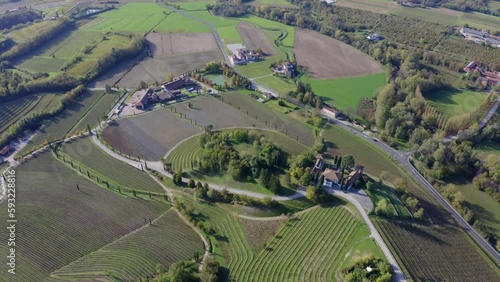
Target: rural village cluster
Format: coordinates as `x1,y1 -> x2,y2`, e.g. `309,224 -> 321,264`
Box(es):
0,0 -> 499,281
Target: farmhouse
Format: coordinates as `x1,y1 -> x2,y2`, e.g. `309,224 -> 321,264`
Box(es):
227,43 -> 262,65
312,154 -> 324,174
322,168 -> 343,187
463,61 -> 500,88
271,61 -> 295,78
130,88 -> 154,110
345,165 -> 364,189
163,77 -> 191,91
459,27 -> 500,48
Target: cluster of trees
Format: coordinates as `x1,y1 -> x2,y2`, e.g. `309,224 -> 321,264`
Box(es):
287,81 -> 322,109
0,84 -> 86,147
473,154 -> 500,201
220,63 -> 251,89
84,34 -> 145,83
197,130 -> 288,194
341,254 -> 393,282
0,72 -> 78,102
0,9 -> 41,31
439,183 -> 498,250
208,0 -> 254,17
413,137 -> 477,180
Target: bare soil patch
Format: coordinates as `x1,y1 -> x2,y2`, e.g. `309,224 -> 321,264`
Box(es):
171,97 -> 269,129
294,29 -> 383,79
146,32 -> 219,57
239,217 -> 287,253
102,109 -> 200,160
91,50 -> 222,88
237,22 -> 276,55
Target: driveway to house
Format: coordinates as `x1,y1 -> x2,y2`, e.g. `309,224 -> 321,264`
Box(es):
325,187 -> 406,282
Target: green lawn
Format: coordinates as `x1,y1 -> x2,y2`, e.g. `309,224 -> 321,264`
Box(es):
458,12 -> 500,32
452,178 -> 500,241
264,98 -> 295,113
304,72 -> 386,111
425,88 -> 488,118
254,75 -> 297,95
475,140 -> 500,159
80,3 -> 209,33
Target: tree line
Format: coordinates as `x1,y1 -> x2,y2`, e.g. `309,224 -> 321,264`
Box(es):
0,84 -> 86,148
0,8 -> 41,31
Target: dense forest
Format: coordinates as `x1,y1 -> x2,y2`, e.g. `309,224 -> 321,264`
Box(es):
0,9 -> 42,31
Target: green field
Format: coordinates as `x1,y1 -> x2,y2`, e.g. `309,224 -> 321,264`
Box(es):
425,88 -> 487,118
0,92 -> 62,133
303,72 -> 386,111
181,195 -> 383,280
51,209 -> 204,281
165,128 -> 308,172
174,1 -> 215,10
69,91 -> 122,135
18,90 -> 113,155
0,152 -> 167,280
475,140 -> 500,159
253,0 -> 297,7
391,6 -> 459,26
61,137 -> 165,193
368,184 -> 412,218
220,91 -> 316,146
17,57 -> 67,73
5,21 -> 59,43
458,12 -> 500,32
453,179 -> 500,239
323,124 -> 409,187
254,75 -> 297,95
80,3 -> 209,33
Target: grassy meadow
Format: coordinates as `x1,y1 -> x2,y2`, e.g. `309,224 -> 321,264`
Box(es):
424,88 -> 487,118
304,72 -> 386,110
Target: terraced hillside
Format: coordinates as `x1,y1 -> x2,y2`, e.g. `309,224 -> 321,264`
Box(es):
51,210 -> 204,281
0,152 -> 167,281
181,196 -> 380,281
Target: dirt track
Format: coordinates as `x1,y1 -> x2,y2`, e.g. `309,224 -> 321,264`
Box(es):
237,22 -> 276,55
294,29 -> 383,79
146,32 -> 219,57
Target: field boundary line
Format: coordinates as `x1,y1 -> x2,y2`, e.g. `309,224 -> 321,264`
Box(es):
67,90 -> 108,134
49,210 -> 171,279
148,175 -> 210,271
